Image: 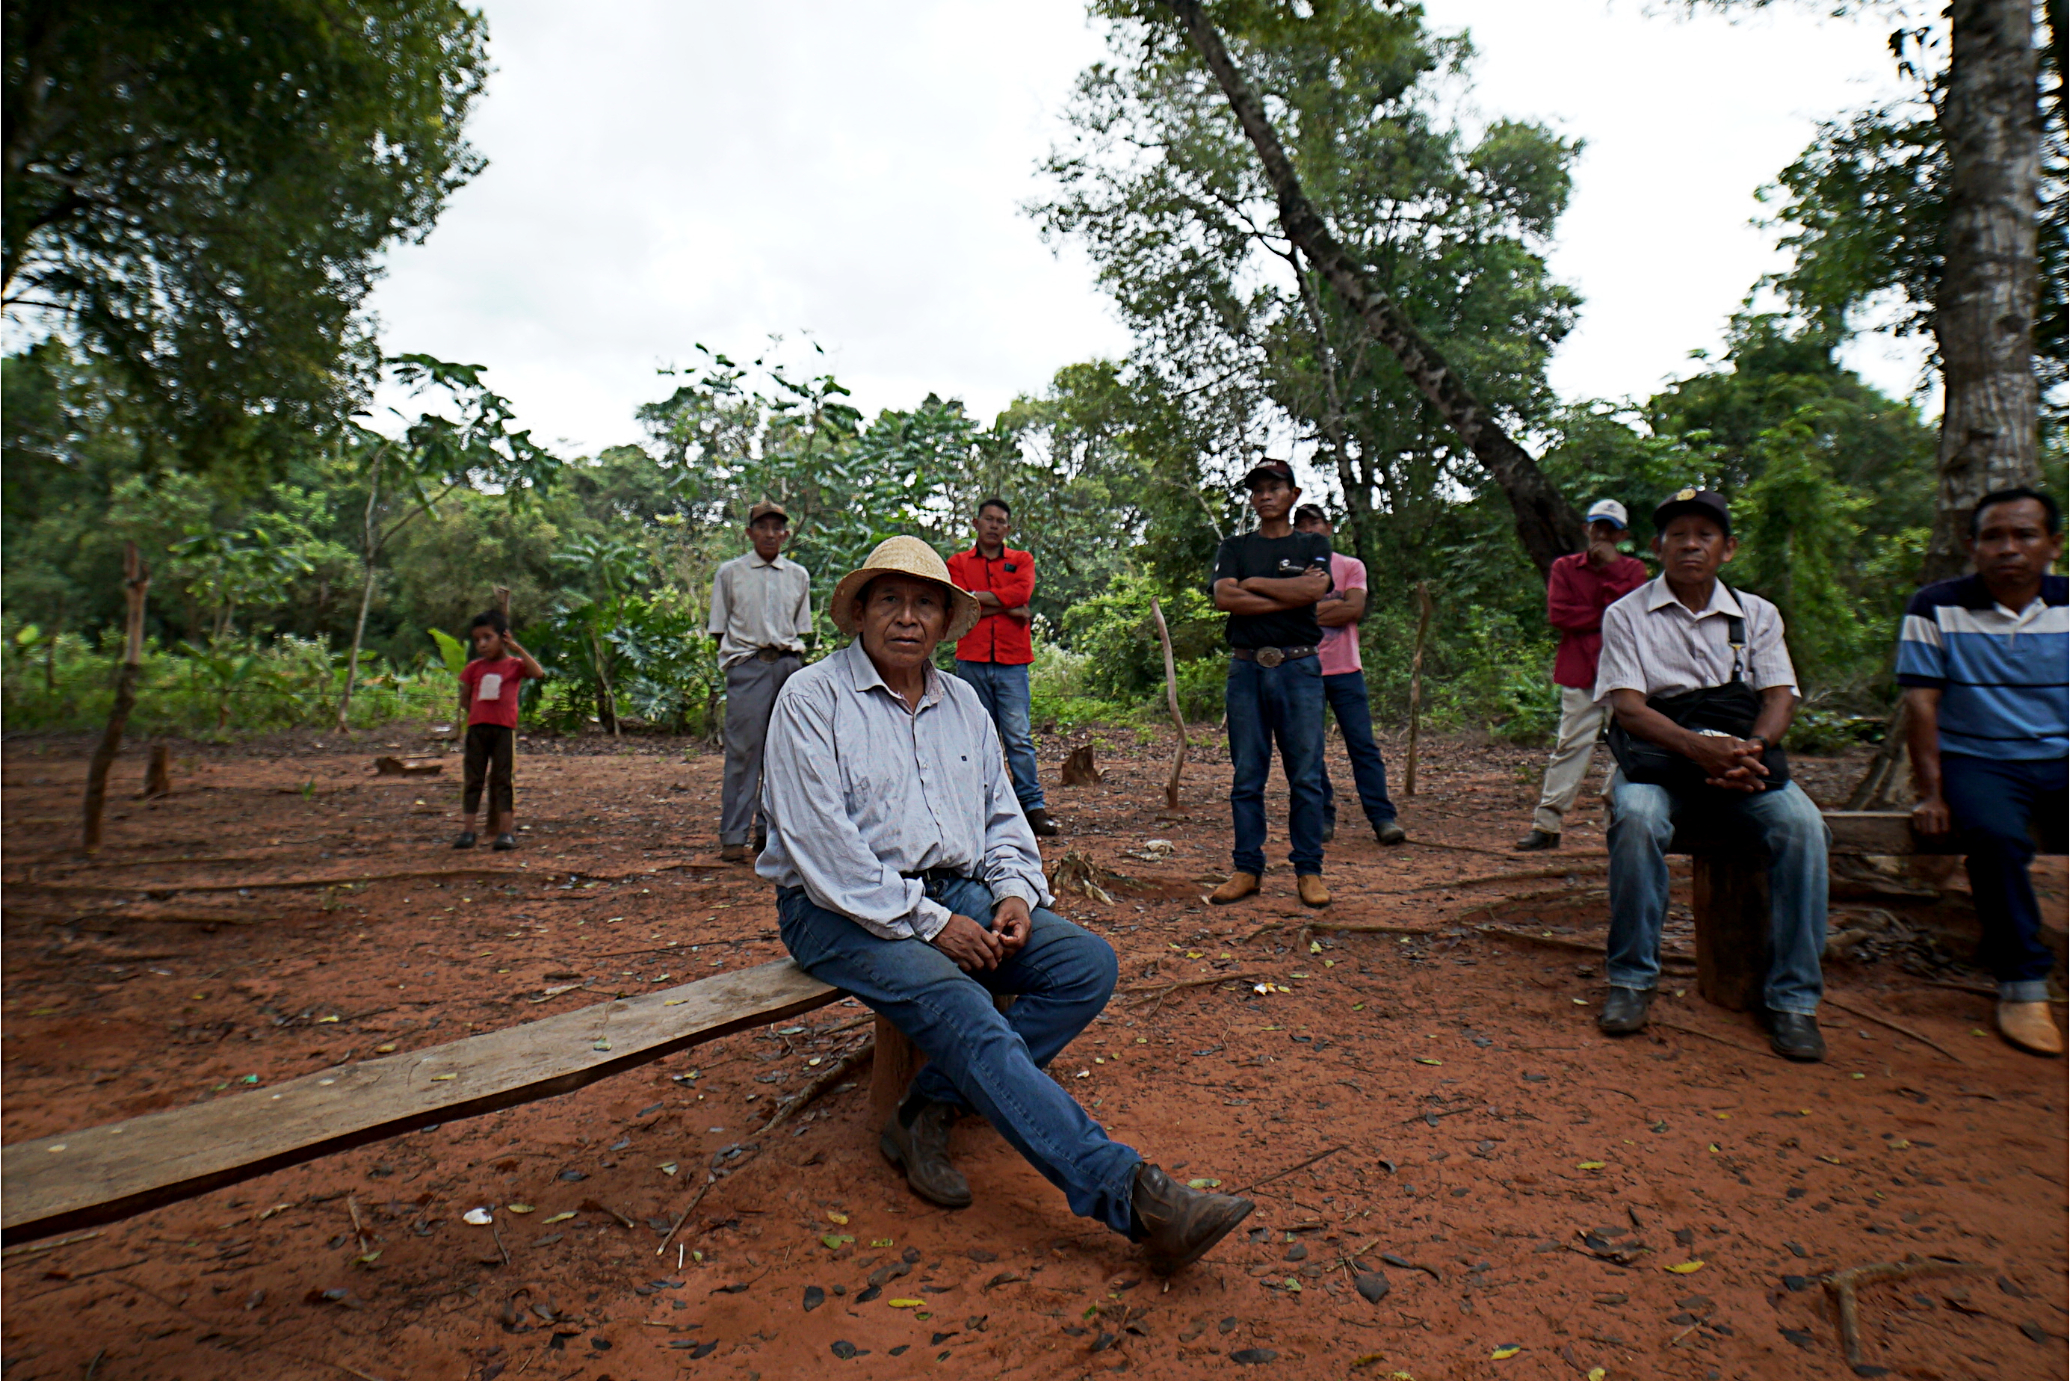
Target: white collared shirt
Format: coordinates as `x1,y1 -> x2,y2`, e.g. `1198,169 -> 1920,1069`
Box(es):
708,551 -> 812,669
1593,575 -> 1799,703
756,641 -> 1051,940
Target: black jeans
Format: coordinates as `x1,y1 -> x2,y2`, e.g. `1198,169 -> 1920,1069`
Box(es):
462,723 -> 515,817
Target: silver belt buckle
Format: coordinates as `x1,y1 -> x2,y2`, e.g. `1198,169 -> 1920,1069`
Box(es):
1255,647 -> 1285,668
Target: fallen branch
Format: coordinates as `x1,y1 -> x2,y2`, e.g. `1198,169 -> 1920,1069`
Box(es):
1231,1143 -> 1346,1196
1821,996 -> 1965,1064
1651,1019 -> 1766,1055
1123,972 -> 1264,1016
1474,925 -> 1695,969
1823,1256 -> 1992,1373
759,1040 -> 873,1135
1918,978 -> 2069,1005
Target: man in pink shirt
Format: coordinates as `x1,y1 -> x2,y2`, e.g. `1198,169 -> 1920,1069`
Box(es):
1515,498 -> 1651,851
1294,506 -> 1405,845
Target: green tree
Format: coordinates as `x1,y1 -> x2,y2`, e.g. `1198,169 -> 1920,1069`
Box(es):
1037,0 -> 1584,585
3,0 -> 490,474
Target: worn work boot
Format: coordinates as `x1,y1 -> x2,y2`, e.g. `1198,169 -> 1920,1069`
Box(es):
1208,872 -> 1260,905
1374,820 -> 1407,846
1025,808 -> 1061,838
1597,986 -> 1652,1035
880,1100 -> 972,1209
1766,1010 -> 1826,1062
719,843 -> 749,864
1132,1163 -> 1254,1276
1297,874 -> 1331,908
1513,829 -> 1560,852
1997,1001 -> 2065,1056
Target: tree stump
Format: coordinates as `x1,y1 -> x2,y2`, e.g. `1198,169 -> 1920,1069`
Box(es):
1691,852 -> 1771,1012
1061,746 -> 1102,786
866,996 -> 1016,1129
140,743 -> 172,800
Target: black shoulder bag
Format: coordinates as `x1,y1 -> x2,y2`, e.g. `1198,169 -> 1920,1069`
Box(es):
1606,597 -> 1790,793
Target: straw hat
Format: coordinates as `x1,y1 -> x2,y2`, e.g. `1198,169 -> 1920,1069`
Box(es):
829,535 -> 982,641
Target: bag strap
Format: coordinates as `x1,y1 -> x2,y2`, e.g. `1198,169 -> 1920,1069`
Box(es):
1720,582 -> 1746,683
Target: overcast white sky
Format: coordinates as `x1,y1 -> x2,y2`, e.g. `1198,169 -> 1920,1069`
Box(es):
365,0 -> 1927,457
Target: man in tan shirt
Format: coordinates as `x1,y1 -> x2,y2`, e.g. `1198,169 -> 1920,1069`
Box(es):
708,500 -> 813,861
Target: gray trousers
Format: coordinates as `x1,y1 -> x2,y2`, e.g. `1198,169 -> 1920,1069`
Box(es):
1533,685 -> 1610,834
721,654 -> 800,845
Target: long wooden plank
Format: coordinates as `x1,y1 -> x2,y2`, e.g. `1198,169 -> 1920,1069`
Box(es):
1674,810 -> 2063,858
1,960 -> 841,1245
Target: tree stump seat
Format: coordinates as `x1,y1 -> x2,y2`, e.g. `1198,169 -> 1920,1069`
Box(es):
1670,810 -> 2065,1011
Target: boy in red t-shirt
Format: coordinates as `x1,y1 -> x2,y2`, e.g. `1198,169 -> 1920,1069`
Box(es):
455,610 -> 542,851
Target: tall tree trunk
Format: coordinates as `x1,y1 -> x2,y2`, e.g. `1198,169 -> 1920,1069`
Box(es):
1160,0 -> 1584,579
1924,0 -> 2042,582
82,543 -> 150,853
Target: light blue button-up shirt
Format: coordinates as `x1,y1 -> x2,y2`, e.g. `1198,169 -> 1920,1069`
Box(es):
757,640 -> 1051,941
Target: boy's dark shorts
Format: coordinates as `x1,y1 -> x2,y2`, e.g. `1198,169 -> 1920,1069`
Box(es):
463,723 -> 515,817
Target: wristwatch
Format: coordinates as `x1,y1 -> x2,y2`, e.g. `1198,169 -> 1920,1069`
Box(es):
1745,735 -> 1769,752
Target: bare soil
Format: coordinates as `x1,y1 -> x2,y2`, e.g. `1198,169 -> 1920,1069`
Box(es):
2,723 -> 2064,1381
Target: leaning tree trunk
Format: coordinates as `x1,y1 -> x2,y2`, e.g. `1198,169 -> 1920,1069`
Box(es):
1924,0 -> 2043,582
82,543 -> 150,853
1160,0 -> 1584,579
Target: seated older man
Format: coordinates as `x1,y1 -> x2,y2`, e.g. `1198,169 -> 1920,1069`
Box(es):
758,536 -> 1253,1273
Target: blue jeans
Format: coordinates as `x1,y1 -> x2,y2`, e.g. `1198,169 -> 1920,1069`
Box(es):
1606,772 -> 1829,1015
1318,670 -> 1398,828
954,660 -> 1046,813
775,876 -> 1141,1235
1941,753 -> 2067,1001
1225,655 -> 1327,876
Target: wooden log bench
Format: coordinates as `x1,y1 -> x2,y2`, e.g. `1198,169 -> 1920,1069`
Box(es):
1677,809 -> 2065,1011
0,960 -> 912,1246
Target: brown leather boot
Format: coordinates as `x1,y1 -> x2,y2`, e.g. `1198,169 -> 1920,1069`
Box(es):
1208,871 -> 1259,905
1997,1001 -> 2064,1056
719,843 -> 748,863
1132,1163 -> 1254,1275
879,1100 -> 972,1208
1297,874 -> 1331,908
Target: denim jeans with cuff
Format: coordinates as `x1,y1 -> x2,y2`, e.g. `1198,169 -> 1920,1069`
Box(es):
1225,654 -> 1328,877
954,660 -> 1046,814
1940,752 -> 2067,1002
1605,771 -> 1829,1015
775,875 -> 1141,1235
1318,670 -> 1398,829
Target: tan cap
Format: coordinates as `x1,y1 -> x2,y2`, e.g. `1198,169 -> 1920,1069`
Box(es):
829,535 -> 982,642
746,499 -> 789,525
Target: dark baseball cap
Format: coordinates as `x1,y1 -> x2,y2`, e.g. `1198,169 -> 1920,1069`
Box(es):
1293,503 -> 1328,524
1241,458 -> 1297,490
1652,487 -> 1731,536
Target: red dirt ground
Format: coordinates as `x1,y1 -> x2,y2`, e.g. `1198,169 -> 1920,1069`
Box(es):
2,725 -> 2064,1381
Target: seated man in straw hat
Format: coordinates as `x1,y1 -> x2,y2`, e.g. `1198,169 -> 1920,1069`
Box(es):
759,536 -> 1254,1273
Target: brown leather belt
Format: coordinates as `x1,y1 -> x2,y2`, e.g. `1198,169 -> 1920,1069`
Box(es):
1231,645 -> 1317,668
753,646 -> 797,663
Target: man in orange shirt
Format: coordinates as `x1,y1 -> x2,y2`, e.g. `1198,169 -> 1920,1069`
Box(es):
946,498 -> 1058,837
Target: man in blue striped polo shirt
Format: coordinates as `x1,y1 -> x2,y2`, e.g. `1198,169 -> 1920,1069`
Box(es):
1896,486 -> 2068,1056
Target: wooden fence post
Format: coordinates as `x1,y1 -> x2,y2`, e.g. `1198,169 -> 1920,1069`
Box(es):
82,543 -> 150,853
1149,596 -> 1188,811
1402,580 -> 1433,797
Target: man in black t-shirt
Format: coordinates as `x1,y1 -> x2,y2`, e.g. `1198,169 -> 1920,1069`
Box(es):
1208,459 -> 1334,908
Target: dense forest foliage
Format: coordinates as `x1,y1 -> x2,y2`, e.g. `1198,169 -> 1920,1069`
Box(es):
2,0 -> 2059,749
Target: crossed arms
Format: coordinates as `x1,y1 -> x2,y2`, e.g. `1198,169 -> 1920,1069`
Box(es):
1212,566 -> 1331,617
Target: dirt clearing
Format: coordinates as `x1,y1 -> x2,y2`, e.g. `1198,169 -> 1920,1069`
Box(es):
3,727 -> 2063,1380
